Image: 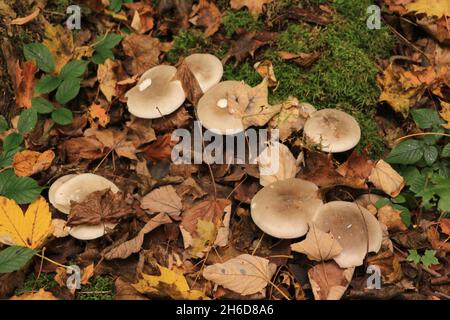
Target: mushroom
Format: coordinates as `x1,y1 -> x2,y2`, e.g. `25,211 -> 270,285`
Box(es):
355,194 -> 382,215
250,178 -> 323,239
303,109 -> 361,153
185,53 -> 223,93
312,201 -> 382,268
49,173 -> 120,240
196,81 -> 249,135
125,65 -> 186,119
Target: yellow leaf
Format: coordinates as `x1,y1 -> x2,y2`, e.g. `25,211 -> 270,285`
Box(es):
133,264 -> 209,300
42,20 -> 74,74
0,196 -> 52,248
440,100 -> 450,129
405,0 -> 450,18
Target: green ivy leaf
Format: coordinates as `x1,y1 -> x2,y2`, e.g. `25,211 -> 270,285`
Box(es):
17,109 -> 38,134
0,170 -> 42,204
0,246 -> 36,273
55,77 -> 81,105
422,145 -> 439,166
407,249 -> 421,264
411,109 -> 443,129
420,250 -> 439,268
0,116 -> 8,133
386,140 -> 424,165
3,133 -> 23,151
23,43 -> 55,73
442,143 -> 450,158
31,97 -> 55,114
35,75 -> 61,94
51,107 -> 73,125
59,60 -> 88,80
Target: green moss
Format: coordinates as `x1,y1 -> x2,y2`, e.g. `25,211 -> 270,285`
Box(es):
165,30 -> 209,64
77,276 -> 114,300
47,0 -> 70,13
222,10 -> 264,37
15,273 -> 58,295
277,24 -> 321,53
223,62 -> 261,86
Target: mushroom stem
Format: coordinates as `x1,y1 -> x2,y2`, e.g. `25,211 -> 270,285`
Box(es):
138,78 -> 153,91
216,98 -> 228,109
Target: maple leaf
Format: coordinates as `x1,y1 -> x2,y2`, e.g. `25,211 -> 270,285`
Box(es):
133,264 -> 209,300
87,128 -> 138,160
88,103 -> 110,128
230,0 -> 273,18
12,150 -> 55,177
189,0 -> 222,37
14,60 -> 37,109
291,225 -> 343,262
67,189 -> 133,227
0,196 -> 52,249
140,185 -> 182,218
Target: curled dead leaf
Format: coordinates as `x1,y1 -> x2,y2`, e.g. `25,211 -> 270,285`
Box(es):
13,150 -> 55,177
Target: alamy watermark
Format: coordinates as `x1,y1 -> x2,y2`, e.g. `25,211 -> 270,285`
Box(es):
366,5 -> 381,30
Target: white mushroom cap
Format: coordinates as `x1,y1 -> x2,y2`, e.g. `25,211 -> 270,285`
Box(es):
196,81 -> 248,135
303,109 -> 361,153
185,53 -> 223,93
68,223 -> 117,241
50,173 -> 119,214
312,201 -> 382,268
251,178 -> 323,239
125,65 -> 186,119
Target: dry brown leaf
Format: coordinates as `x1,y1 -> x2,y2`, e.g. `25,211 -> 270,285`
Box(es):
42,20 -> 74,74
88,102 -> 110,128
173,59 -> 203,104
439,218 -> 450,237
140,185 -> 182,218
10,8 -> 40,25
189,0 -> 222,37
67,189 -> 133,226
367,250 -> 403,284
12,150 -> 55,177
254,60 -> 277,87
440,100 -> 450,129
10,288 -> 58,300
377,205 -> 407,231
88,128 -> 138,160
97,59 -> 120,102
291,225 -> 343,262
151,107 -> 191,133
105,213 -> 171,260
52,219 -> 70,238
126,117 -> 156,145
14,60 -> 37,109
60,136 -> 105,162
125,2 -> 154,34
142,134 -> 173,162
427,226 -> 450,252
368,159 -> 405,197
258,141 -> 298,186
336,149 -> 374,189
276,51 -> 321,68
115,277 -> 148,300
203,254 -> 276,296
307,261 -> 354,300
230,0 -> 273,18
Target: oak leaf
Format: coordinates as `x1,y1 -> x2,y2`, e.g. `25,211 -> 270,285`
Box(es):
0,196 -> 52,249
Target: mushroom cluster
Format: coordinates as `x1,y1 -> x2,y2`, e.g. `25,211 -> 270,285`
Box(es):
125,53 -> 223,119
49,173 -> 119,240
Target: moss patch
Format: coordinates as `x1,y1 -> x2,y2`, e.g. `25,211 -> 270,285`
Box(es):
222,10 -> 264,37
77,276 -> 114,300
166,30 -> 209,64
15,273 -> 58,295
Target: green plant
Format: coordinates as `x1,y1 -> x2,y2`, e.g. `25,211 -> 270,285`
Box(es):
222,10 -> 264,37
107,0 -> 133,12
15,272 -> 58,295
165,30 -> 208,63
386,109 -> 449,213
0,170 -> 43,204
0,246 -> 36,273
407,249 -> 439,268
375,196 -> 412,228
92,33 -> 123,65
78,276 -> 114,300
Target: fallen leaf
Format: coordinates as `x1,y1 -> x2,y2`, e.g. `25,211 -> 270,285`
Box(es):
88,102 -> 110,128
42,19 -> 74,74
80,263 -> 95,285
291,225 -> 343,261
0,196 -> 52,249
60,136 -> 105,162
230,0 -> 273,18
126,117 -> 156,145
10,8 -> 40,25
189,0 -> 222,37
405,0 -> 450,18
367,250 -> 403,284
214,204 -> 231,247
87,128 -> 138,160
377,205 -> 407,231
10,288 -> 58,300
122,34 -> 171,75
276,51 -> 321,68
439,218 -> 450,236
336,149 -> 374,189
12,150 -> 55,177
368,159 -> 405,197
258,141 -> 298,186
133,264 -> 209,299
254,60 -> 277,87
173,59 -> 203,104
427,226 -> 450,252
14,60 -> 37,109
97,59 -> 121,102
151,107 -> 191,133
307,261 -> 354,300
115,277 -> 148,300
105,213 -> 171,260
125,2 -> 154,34
297,151 -> 343,187
440,100 -> 450,129
67,189 -> 133,226
141,185 -> 182,218
203,254 -> 276,296
52,219 -> 70,238
142,134 -> 173,162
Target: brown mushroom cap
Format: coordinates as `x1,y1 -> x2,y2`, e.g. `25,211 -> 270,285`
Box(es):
196,81 -> 248,135
51,173 -> 119,214
312,201 -> 382,268
251,178 -> 323,239
303,109 -> 361,153
185,53 -> 223,93
125,65 -> 186,119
